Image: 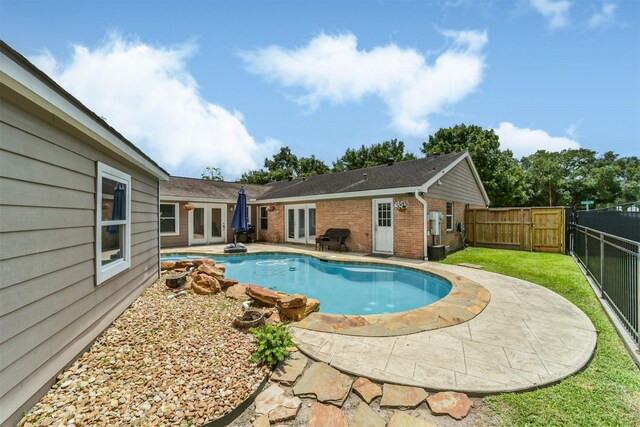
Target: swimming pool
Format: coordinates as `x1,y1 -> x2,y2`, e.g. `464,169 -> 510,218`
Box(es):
162,253 -> 452,315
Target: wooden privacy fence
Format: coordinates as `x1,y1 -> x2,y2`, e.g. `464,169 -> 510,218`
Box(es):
464,207 -> 566,253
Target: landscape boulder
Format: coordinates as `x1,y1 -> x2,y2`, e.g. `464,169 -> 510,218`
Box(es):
278,298 -> 320,321
160,261 -> 175,271
197,264 -> 225,278
191,273 -> 221,295
276,294 -> 307,309
246,285 -> 283,306
174,260 -> 194,269
193,257 -> 215,267
217,277 -> 239,289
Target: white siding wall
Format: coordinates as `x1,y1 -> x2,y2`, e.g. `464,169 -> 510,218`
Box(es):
0,96 -> 160,425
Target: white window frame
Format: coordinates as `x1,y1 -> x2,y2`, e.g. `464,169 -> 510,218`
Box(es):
446,201 -> 454,231
160,202 -> 180,236
96,162 -> 132,285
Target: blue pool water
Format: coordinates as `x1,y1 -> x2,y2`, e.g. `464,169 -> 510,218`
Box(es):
162,254 -> 452,315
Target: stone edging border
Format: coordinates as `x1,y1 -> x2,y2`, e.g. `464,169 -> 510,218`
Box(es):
161,249 -> 491,337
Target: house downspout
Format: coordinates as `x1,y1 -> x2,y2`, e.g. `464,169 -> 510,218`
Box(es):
415,189 -> 428,261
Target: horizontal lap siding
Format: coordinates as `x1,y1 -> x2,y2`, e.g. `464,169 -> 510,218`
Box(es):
426,159 -> 486,206
0,97 -> 160,425
160,201 -> 189,247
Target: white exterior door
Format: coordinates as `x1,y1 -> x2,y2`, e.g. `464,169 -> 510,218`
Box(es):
285,204 -> 316,244
189,203 -> 227,245
373,198 -> 393,253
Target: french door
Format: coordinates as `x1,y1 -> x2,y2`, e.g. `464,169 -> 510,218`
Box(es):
189,203 -> 227,245
285,204 -> 316,244
373,198 -> 393,254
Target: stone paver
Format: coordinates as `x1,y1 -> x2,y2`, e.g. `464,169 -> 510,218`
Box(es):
427,391 -> 473,420
293,262 -> 597,394
379,384 -> 428,408
308,402 -> 348,427
351,402 -> 385,427
254,384 -> 301,422
388,411 -> 438,427
253,413 -> 270,427
292,362 -> 353,406
352,377 -> 382,404
271,351 -> 308,386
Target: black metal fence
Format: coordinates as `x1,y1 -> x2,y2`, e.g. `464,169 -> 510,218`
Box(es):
575,202 -> 640,242
571,208 -> 639,348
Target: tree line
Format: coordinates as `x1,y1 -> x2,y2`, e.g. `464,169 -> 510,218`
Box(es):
201,124 -> 638,208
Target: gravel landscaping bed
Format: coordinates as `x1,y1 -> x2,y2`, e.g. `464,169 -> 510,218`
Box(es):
19,275 -> 270,427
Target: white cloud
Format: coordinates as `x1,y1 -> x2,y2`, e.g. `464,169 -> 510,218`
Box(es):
588,3 -> 617,28
494,122 -> 580,158
530,0 -> 572,29
240,30 -> 487,136
30,34 -> 278,179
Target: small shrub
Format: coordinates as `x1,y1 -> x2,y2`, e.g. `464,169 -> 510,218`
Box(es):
249,323 -> 294,368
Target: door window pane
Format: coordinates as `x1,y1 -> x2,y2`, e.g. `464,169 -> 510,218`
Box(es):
378,203 -> 391,227
288,209 -> 295,238
193,208 -> 205,239
308,208 -> 316,236
211,208 -> 222,237
298,209 -> 305,238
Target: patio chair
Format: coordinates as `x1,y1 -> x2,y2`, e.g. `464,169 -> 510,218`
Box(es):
316,228 -> 350,252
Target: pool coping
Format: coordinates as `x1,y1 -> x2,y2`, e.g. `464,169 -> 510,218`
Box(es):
161,248 -> 491,337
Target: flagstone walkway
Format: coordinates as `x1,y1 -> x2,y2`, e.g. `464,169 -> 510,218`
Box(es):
293,262 -> 598,393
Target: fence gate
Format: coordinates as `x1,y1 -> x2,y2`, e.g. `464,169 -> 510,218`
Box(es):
532,208 -> 565,253
465,207 -> 565,253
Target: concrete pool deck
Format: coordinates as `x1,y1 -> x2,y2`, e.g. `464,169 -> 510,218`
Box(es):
162,243 -> 598,394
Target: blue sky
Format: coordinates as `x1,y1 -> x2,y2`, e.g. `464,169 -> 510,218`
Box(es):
1,0 -> 638,179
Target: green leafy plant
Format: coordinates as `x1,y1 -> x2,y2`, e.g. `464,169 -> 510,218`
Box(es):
249,323 -> 294,368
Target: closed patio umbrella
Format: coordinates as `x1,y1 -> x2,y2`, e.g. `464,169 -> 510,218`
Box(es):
226,187 -> 248,253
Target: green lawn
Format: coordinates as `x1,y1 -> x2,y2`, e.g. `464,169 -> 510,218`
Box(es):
441,247 -> 640,427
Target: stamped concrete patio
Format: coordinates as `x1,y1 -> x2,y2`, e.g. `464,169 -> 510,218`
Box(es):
163,243 -> 598,394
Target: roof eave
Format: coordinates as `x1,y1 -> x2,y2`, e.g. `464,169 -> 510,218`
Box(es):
1,44 -> 169,181
257,186 -> 422,204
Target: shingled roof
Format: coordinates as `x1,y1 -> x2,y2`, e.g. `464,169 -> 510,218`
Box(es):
256,151 -> 468,201
161,177 -> 270,200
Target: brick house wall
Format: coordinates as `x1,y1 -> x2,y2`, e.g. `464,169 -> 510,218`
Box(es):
425,197 -> 466,251
257,195 -> 475,258
259,204 -> 284,243
316,199 -> 373,253
392,196 -> 425,259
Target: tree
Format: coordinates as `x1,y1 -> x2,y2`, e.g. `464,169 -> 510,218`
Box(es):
421,124 -> 527,207
333,139 -> 416,172
238,147 -> 330,184
201,166 -> 224,181
618,156 -> 640,204
521,149 -> 634,208
521,151 -> 570,206
298,155 -> 330,177
239,169 -> 271,185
